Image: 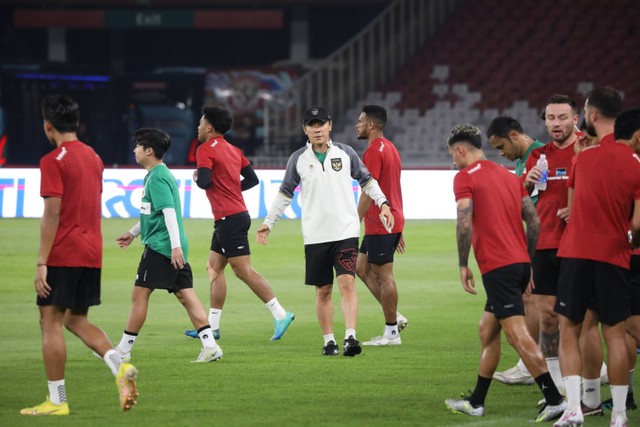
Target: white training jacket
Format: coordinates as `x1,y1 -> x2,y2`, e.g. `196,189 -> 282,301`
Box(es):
263,140 -> 388,245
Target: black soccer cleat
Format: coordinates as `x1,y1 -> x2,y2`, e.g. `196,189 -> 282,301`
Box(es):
343,336 -> 362,357
322,340 -> 339,356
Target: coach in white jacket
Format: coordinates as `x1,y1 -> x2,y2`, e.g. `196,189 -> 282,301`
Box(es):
257,106 -> 394,357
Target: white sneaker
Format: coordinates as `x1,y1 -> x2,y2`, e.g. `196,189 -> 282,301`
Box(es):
397,317 -> 409,332
444,398 -> 484,417
492,365 -> 534,385
362,335 -> 402,346
553,408 -> 584,427
610,414 -> 628,427
191,346 -> 223,363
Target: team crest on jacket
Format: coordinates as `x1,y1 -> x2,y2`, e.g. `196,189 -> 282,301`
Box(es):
331,158 -> 342,171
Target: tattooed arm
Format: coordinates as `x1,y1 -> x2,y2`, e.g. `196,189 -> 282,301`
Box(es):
521,196 -> 540,261
456,197 -> 476,295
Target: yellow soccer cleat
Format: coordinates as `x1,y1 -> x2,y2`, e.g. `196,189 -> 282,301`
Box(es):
116,363 -> 139,411
20,396 -> 69,416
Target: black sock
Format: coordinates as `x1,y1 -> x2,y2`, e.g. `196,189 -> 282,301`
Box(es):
535,372 -> 563,405
468,375 -> 492,407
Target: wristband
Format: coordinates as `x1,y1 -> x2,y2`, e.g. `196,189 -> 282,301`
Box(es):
381,201 -> 390,208
37,263 -> 46,266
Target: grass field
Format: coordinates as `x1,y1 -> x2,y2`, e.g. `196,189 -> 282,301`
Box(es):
0,218 -> 632,426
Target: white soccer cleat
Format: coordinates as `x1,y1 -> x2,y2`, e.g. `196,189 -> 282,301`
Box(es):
191,345 -> 223,363
444,398 -> 484,417
610,414 -> 628,427
552,408 -> 584,426
115,346 -> 131,363
397,317 -> 409,332
362,335 -> 402,346
492,364 -> 534,385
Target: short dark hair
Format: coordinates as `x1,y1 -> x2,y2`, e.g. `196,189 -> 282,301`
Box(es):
614,108 -> 640,140
448,124 -> 482,149
586,86 -> 622,119
42,94 -> 80,133
545,94 -> 578,115
202,105 -> 233,134
486,116 -> 524,138
362,105 -> 387,130
134,128 -> 171,160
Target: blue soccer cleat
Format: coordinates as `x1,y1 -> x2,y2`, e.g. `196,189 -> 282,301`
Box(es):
271,311 -> 295,340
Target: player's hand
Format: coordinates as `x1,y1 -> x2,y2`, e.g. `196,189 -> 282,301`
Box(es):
459,266 -> 476,295
192,169 -> 198,181
524,165 -> 541,188
557,207 -> 570,223
171,247 -> 185,269
379,204 -> 394,232
396,233 -> 406,254
116,232 -> 134,249
256,224 -> 270,245
34,265 -> 51,298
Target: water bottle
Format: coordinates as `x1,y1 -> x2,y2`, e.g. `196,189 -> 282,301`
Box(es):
535,154 -> 548,191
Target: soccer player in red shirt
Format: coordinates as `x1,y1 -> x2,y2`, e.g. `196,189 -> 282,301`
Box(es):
443,124 -> 566,422
21,95 -> 138,416
523,94 -> 578,392
605,108 -> 640,413
554,88 -> 640,427
187,106 -> 294,342
354,105 -> 408,346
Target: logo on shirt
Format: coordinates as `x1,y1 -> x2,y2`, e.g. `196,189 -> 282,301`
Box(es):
210,139 -> 219,148
56,147 -> 67,161
140,201 -> 151,215
556,168 -> 567,177
331,158 -> 342,171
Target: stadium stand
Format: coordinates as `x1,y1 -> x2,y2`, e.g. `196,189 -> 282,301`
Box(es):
330,0 -> 640,167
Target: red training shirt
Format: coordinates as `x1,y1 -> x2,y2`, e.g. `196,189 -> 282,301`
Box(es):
362,137 -> 405,234
524,141 -> 575,249
39,140 -> 103,268
558,138 -> 640,269
196,137 -> 250,220
454,160 -> 530,275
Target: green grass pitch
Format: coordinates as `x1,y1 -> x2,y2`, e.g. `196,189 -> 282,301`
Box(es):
0,218 -> 630,426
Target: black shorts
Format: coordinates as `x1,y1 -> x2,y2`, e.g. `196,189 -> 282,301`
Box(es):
482,263 -> 530,319
304,238 -> 358,286
135,246 -> 193,293
210,212 -> 251,258
556,258 -> 630,325
630,255 -> 640,315
359,233 -> 401,265
532,249 -> 561,296
37,267 -> 101,310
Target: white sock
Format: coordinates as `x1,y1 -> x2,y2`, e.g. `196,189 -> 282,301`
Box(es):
516,358 -> 531,375
384,323 -> 399,340
117,331 -> 138,354
546,357 -> 564,392
612,385 -> 629,412
563,375 -> 581,410
103,349 -> 121,376
47,379 -> 66,405
323,333 -> 336,345
209,308 -> 222,330
345,328 -> 356,340
198,326 -> 218,348
266,298 -> 286,321
582,378 -> 601,408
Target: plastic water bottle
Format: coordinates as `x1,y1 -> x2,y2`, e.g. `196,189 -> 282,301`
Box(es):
535,154 -> 548,191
